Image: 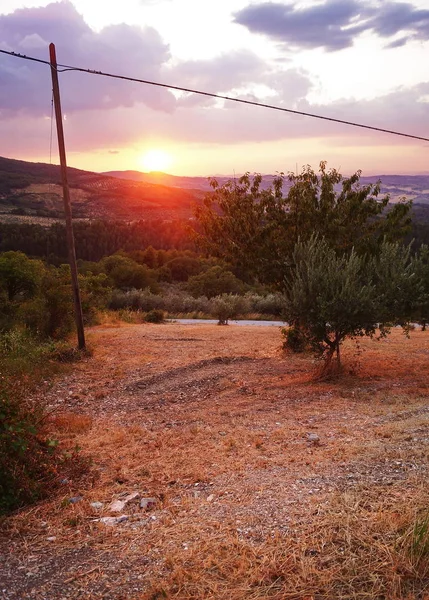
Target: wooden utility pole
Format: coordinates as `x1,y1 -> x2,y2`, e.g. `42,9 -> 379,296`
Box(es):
49,42 -> 86,350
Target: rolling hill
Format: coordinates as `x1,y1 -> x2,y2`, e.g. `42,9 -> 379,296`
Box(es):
0,156 -> 205,223
2,156 -> 429,227
105,168 -> 429,204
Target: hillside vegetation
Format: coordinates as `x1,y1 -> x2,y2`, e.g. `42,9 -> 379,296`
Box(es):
0,156 -> 204,222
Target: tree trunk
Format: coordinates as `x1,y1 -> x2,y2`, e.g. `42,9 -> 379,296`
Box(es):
335,336 -> 341,370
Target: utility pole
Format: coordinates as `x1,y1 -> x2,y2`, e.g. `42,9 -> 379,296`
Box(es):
49,43 -> 86,350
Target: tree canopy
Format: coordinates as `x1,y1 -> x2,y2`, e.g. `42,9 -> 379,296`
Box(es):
283,236 -> 418,374
195,162 -> 412,286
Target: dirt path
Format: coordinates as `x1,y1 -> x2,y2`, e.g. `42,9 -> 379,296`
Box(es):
1,323 -> 429,599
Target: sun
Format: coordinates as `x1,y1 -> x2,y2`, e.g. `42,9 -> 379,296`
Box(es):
140,149 -> 172,172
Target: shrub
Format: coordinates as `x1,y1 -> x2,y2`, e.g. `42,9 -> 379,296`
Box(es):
0,332 -> 90,514
187,266 -> 244,299
145,309 -> 165,323
162,289 -> 211,314
244,292 -> 284,316
109,288 -> 164,312
0,387 -> 57,513
210,294 -> 247,325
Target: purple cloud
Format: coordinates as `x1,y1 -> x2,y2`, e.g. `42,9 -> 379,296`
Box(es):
0,1 -> 292,119
234,1 -> 429,52
0,0 -> 175,117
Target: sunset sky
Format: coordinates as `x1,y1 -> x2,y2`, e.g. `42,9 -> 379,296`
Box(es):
0,0 -> 428,176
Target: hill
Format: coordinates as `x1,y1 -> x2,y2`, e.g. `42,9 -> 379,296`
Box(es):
0,156 -> 205,223
2,156 -> 429,227
105,169 -> 429,204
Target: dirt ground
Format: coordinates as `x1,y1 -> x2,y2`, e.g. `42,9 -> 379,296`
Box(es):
1,323 -> 429,600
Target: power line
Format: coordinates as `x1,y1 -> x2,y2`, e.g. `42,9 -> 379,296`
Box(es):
1,47 -> 429,143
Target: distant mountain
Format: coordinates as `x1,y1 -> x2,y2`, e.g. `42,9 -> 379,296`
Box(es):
0,156 -> 205,223
2,156 -> 429,227
102,170 -> 230,191
360,174 -> 429,205
104,169 -> 429,204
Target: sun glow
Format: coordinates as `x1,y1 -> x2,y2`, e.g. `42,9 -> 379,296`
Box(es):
140,149 -> 172,172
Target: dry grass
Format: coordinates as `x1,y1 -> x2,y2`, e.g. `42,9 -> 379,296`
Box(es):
1,325 -> 429,599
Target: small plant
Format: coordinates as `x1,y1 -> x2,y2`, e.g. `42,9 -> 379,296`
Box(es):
408,510 -> 429,566
145,309 -> 165,324
0,389 -> 52,513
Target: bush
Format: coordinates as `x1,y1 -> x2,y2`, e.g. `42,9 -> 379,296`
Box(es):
187,266 -> 244,299
162,288 -> 211,314
109,288 -> 164,312
0,388 -> 53,513
0,331 -> 90,514
210,294 -> 247,325
244,292 -> 284,316
145,309 -> 165,323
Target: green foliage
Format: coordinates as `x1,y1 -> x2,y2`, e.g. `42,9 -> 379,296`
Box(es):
210,294 -> 248,325
0,330 -> 89,514
164,256 -> 202,282
282,326 -> 307,353
0,381 -> 88,514
20,265 -> 75,339
0,387 -> 46,513
195,162 -> 412,286
410,244 -> 429,329
283,236 -> 415,373
109,288 -> 164,311
284,236 -> 377,363
243,291 -> 284,317
187,266 -> 244,299
0,251 -> 113,339
0,251 -> 43,302
368,240 -> 418,327
79,272 -> 112,325
0,219 -> 196,264
410,510 -> 429,564
100,254 -> 153,290
144,309 -> 165,324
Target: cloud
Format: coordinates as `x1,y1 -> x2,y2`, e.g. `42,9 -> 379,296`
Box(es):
0,1 -> 299,119
1,0 -> 428,170
234,1 -> 429,52
0,0 -> 175,117
168,50 -> 269,94
22,80 -> 424,153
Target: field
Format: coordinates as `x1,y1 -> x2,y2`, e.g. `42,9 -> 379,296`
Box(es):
1,323 -> 429,599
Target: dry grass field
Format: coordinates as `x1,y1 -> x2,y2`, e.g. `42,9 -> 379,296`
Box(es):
1,323 -> 429,600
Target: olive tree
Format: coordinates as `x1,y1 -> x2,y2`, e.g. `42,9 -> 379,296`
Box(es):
283,237 -> 417,375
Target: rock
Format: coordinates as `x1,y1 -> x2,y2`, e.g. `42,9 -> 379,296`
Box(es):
46,536 -> 56,541
99,515 -> 129,526
207,494 -> 215,502
90,502 -> 104,510
109,492 -> 140,513
140,497 -> 157,510
124,492 -> 140,503
68,496 -> 83,504
307,433 -> 320,445
109,500 -> 126,513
